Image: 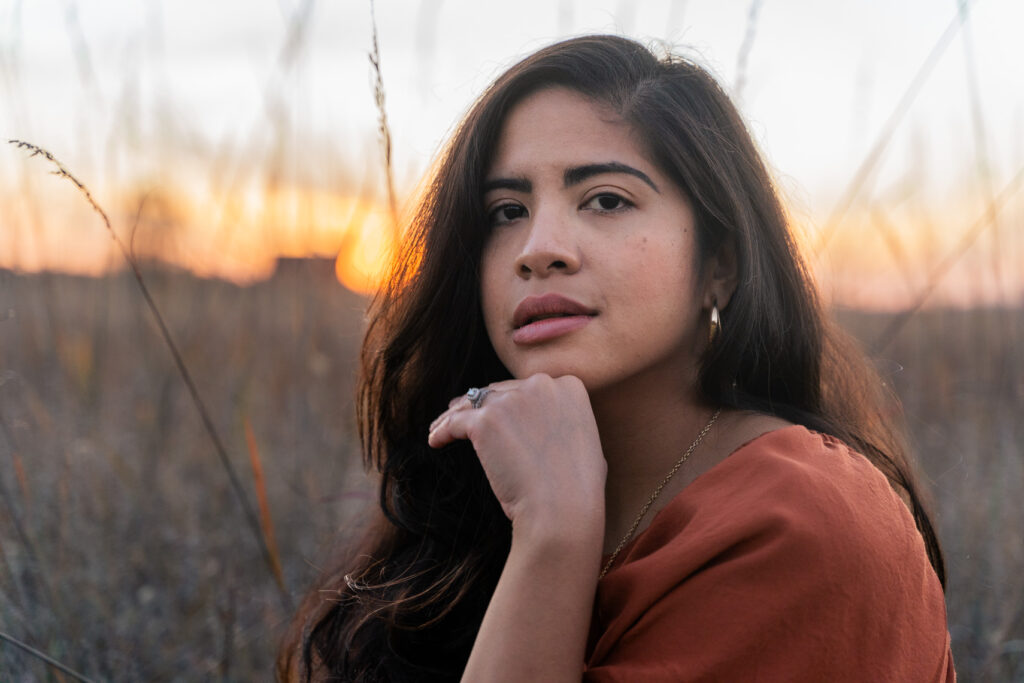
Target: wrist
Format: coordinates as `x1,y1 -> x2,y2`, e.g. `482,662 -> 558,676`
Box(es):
510,504 -> 605,559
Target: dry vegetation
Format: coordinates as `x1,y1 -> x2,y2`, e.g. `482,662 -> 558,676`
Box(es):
0,263 -> 1021,680
838,306 -> 1024,681
0,262 -> 373,680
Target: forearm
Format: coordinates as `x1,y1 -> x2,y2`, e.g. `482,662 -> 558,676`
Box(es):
462,518 -> 604,682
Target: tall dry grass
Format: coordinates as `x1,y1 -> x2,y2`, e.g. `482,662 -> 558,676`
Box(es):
0,266 -> 1021,680
1,2 -> 1021,680
0,263 -> 371,679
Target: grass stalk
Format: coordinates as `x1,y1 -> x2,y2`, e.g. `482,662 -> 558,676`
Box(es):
0,407 -> 59,622
10,452 -> 30,512
813,4 -> 969,256
0,630 -> 97,683
871,166 -> 1024,353
7,139 -> 292,610
368,0 -> 399,241
243,417 -> 285,593
733,0 -> 763,102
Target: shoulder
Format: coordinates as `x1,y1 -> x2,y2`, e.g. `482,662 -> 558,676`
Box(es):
624,424 -> 918,572
587,426 -> 954,680
596,424 -> 941,628
686,425 -> 921,575
728,425 -> 910,536
718,425 -> 904,521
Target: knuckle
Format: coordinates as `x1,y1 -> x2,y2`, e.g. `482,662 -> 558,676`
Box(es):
475,407 -> 498,429
553,374 -> 583,395
525,373 -> 553,394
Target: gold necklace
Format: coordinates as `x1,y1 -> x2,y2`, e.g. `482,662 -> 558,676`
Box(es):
599,408 -> 722,580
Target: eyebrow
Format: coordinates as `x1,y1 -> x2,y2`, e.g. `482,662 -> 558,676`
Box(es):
564,162 -> 660,193
482,161 -> 660,196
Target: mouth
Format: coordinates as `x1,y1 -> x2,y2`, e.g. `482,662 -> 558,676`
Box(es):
511,294 -> 597,345
512,294 -> 598,330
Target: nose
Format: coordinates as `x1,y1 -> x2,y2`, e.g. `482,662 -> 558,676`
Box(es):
513,208 -> 581,278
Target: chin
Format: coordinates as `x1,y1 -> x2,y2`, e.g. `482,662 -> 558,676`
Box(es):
505,358 -> 607,392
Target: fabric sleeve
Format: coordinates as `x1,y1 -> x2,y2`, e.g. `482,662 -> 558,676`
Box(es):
584,430 -> 954,683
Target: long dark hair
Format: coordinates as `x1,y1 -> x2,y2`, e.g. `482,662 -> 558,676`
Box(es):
278,34 -> 945,681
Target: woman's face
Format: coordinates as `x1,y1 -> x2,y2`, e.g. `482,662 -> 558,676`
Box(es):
480,87 -> 713,398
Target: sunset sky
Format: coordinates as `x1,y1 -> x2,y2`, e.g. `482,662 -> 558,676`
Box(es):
1,0 -> 1022,307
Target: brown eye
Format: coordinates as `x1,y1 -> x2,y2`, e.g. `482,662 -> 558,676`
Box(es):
488,203 -> 527,227
584,193 -> 633,213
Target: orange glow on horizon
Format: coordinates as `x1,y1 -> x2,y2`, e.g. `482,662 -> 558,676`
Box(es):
3,172 -> 1020,310
333,202 -> 400,294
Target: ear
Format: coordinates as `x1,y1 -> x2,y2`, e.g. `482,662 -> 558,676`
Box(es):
702,239 -> 738,310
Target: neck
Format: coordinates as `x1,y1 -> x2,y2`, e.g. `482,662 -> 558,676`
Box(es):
589,369 -> 715,549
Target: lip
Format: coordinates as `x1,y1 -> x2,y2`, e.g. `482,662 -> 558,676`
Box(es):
511,293 -> 597,345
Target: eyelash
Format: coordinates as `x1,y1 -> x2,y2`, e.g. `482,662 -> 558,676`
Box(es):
486,193 -> 634,227
584,193 -> 634,214
487,203 -> 528,227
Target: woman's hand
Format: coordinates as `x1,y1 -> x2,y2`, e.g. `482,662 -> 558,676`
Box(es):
428,373 -> 606,541
431,373 -> 606,681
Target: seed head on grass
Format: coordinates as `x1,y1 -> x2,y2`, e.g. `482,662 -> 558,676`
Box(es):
8,139 -> 292,610
9,140 -> 117,243
368,0 -> 399,241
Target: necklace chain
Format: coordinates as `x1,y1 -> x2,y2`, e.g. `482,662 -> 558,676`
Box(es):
599,408 -> 722,580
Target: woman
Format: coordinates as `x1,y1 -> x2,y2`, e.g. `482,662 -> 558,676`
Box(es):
280,35 -> 954,681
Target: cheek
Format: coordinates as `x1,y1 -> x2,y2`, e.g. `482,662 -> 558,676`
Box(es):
625,232 -> 694,288
619,236 -> 700,324
479,244 -> 507,341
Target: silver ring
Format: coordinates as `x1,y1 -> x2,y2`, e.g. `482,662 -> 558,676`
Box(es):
466,387 -> 492,409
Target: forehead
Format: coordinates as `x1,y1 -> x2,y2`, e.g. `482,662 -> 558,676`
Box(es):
488,87 -> 652,176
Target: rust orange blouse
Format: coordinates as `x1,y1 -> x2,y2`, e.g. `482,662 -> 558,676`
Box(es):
585,426 -> 955,682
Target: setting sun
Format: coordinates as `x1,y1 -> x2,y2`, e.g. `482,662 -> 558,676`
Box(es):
334,202 -> 399,294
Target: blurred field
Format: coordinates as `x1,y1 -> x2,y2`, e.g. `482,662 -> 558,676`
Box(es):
0,261 -> 373,680
0,261 -> 1021,681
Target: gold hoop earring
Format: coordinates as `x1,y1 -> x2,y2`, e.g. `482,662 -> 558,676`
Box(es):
709,304 -> 721,344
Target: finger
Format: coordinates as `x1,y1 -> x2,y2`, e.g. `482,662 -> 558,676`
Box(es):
479,379 -> 522,392
429,409 -> 455,434
431,380 -> 524,437
430,399 -> 478,433
447,381 -> 519,409
428,408 -> 475,449
440,383 -> 515,421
